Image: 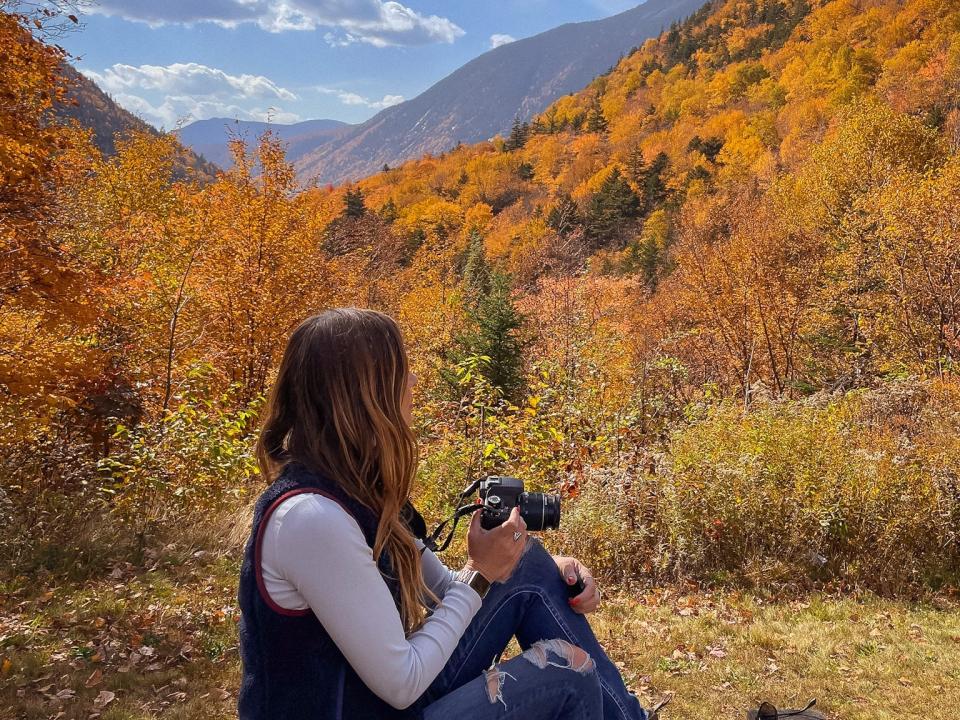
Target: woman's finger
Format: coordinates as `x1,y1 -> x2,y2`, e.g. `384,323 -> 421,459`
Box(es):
467,507 -> 484,538
506,506 -> 525,531
498,507 -> 527,542
558,557 -> 578,586
515,510 -> 527,532
569,575 -> 599,613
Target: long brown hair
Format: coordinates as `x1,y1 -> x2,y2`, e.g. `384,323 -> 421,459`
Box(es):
257,308 -> 429,633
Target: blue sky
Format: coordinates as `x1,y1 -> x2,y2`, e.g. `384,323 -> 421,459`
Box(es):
64,0 -> 644,130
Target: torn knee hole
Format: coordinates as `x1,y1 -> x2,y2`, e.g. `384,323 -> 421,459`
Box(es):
522,638 -> 595,674
483,664 -> 515,707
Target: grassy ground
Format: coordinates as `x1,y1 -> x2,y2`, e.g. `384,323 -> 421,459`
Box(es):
1,544 -> 958,720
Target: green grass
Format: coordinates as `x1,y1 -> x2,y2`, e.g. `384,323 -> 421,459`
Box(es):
2,547 -> 958,720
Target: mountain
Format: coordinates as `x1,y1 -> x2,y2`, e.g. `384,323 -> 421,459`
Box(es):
294,0 -> 708,186
175,117 -> 352,169
325,0 -> 959,401
55,65 -> 219,180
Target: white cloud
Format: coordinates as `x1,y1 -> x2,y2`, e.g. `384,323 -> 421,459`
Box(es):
82,64 -> 300,129
489,33 -> 515,49
315,86 -> 404,110
372,93 -> 404,109
86,0 -> 465,46
84,63 -> 296,101
115,93 -> 301,129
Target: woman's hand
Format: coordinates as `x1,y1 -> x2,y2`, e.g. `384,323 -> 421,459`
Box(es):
463,507 -> 527,583
552,555 -> 600,614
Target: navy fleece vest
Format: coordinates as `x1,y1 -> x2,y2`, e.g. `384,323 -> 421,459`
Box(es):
237,461 -> 423,720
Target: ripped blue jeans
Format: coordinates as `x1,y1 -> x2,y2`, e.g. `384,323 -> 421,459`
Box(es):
420,538 -> 648,720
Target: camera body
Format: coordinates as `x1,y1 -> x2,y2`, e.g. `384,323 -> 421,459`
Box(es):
478,476 -> 561,531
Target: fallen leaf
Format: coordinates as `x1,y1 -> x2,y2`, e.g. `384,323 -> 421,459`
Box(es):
94,690 -> 116,709
85,669 -> 103,688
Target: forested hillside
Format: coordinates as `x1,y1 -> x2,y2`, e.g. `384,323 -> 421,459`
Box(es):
56,65 -> 219,179
342,0 -> 959,397
293,0 -> 704,184
2,0 -> 960,714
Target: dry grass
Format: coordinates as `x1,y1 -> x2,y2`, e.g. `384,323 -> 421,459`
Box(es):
593,588 -> 960,719
0,544 -> 242,720
2,546 -> 957,720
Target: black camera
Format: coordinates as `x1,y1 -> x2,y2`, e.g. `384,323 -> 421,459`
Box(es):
421,475 -> 563,554
478,476 -> 561,531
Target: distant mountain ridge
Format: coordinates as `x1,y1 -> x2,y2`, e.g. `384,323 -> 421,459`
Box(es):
295,0 -> 707,185
56,66 -> 219,180
175,117 -> 352,169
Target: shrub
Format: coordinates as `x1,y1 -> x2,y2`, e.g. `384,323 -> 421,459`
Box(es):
97,381 -> 261,542
560,380 -> 960,594
0,370 -> 260,577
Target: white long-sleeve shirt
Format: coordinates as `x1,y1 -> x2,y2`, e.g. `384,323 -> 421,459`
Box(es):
259,493 -> 481,709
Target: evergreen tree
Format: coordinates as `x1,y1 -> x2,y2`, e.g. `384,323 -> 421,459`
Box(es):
379,198 -> 398,223
641,152 -> 670,213
462,272 -> 527,400
626,145 -> 646,187
584,168 -> 640,248
463,229 -> 492,303
448,231 -> 528,400
342,187 -> 366,219
586,95 -> 608,133
504,116 -> 530,151
517,161 -> 534,181
687,135 -> 724,163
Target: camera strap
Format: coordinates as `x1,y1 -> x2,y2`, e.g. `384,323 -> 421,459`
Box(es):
422,478 -> 485,554
423,503 -> 482,553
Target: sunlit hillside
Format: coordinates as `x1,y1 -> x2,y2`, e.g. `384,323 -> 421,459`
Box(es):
342,0 -> 959,395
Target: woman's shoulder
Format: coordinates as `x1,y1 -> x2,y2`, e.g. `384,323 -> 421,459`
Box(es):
267,491 -> 370,554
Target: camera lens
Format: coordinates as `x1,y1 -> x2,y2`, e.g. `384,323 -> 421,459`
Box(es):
518,492 -> 561,531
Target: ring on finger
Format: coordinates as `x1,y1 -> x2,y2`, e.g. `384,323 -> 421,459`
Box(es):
513,531 -> 523,542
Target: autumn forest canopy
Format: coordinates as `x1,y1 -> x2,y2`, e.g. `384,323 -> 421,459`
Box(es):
3,0 -> 960,599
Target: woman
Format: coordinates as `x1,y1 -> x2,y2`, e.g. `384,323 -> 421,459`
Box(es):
238,308 -> 649,720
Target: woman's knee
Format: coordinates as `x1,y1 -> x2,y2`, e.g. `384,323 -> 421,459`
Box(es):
522,639 -> 603,712
478,640 -> 601,715
521,638 -> 596,675
509,536 -> 560,583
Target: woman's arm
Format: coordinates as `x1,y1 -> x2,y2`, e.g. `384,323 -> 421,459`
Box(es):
260,494 -> 481,709
417,542 -> 455,600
